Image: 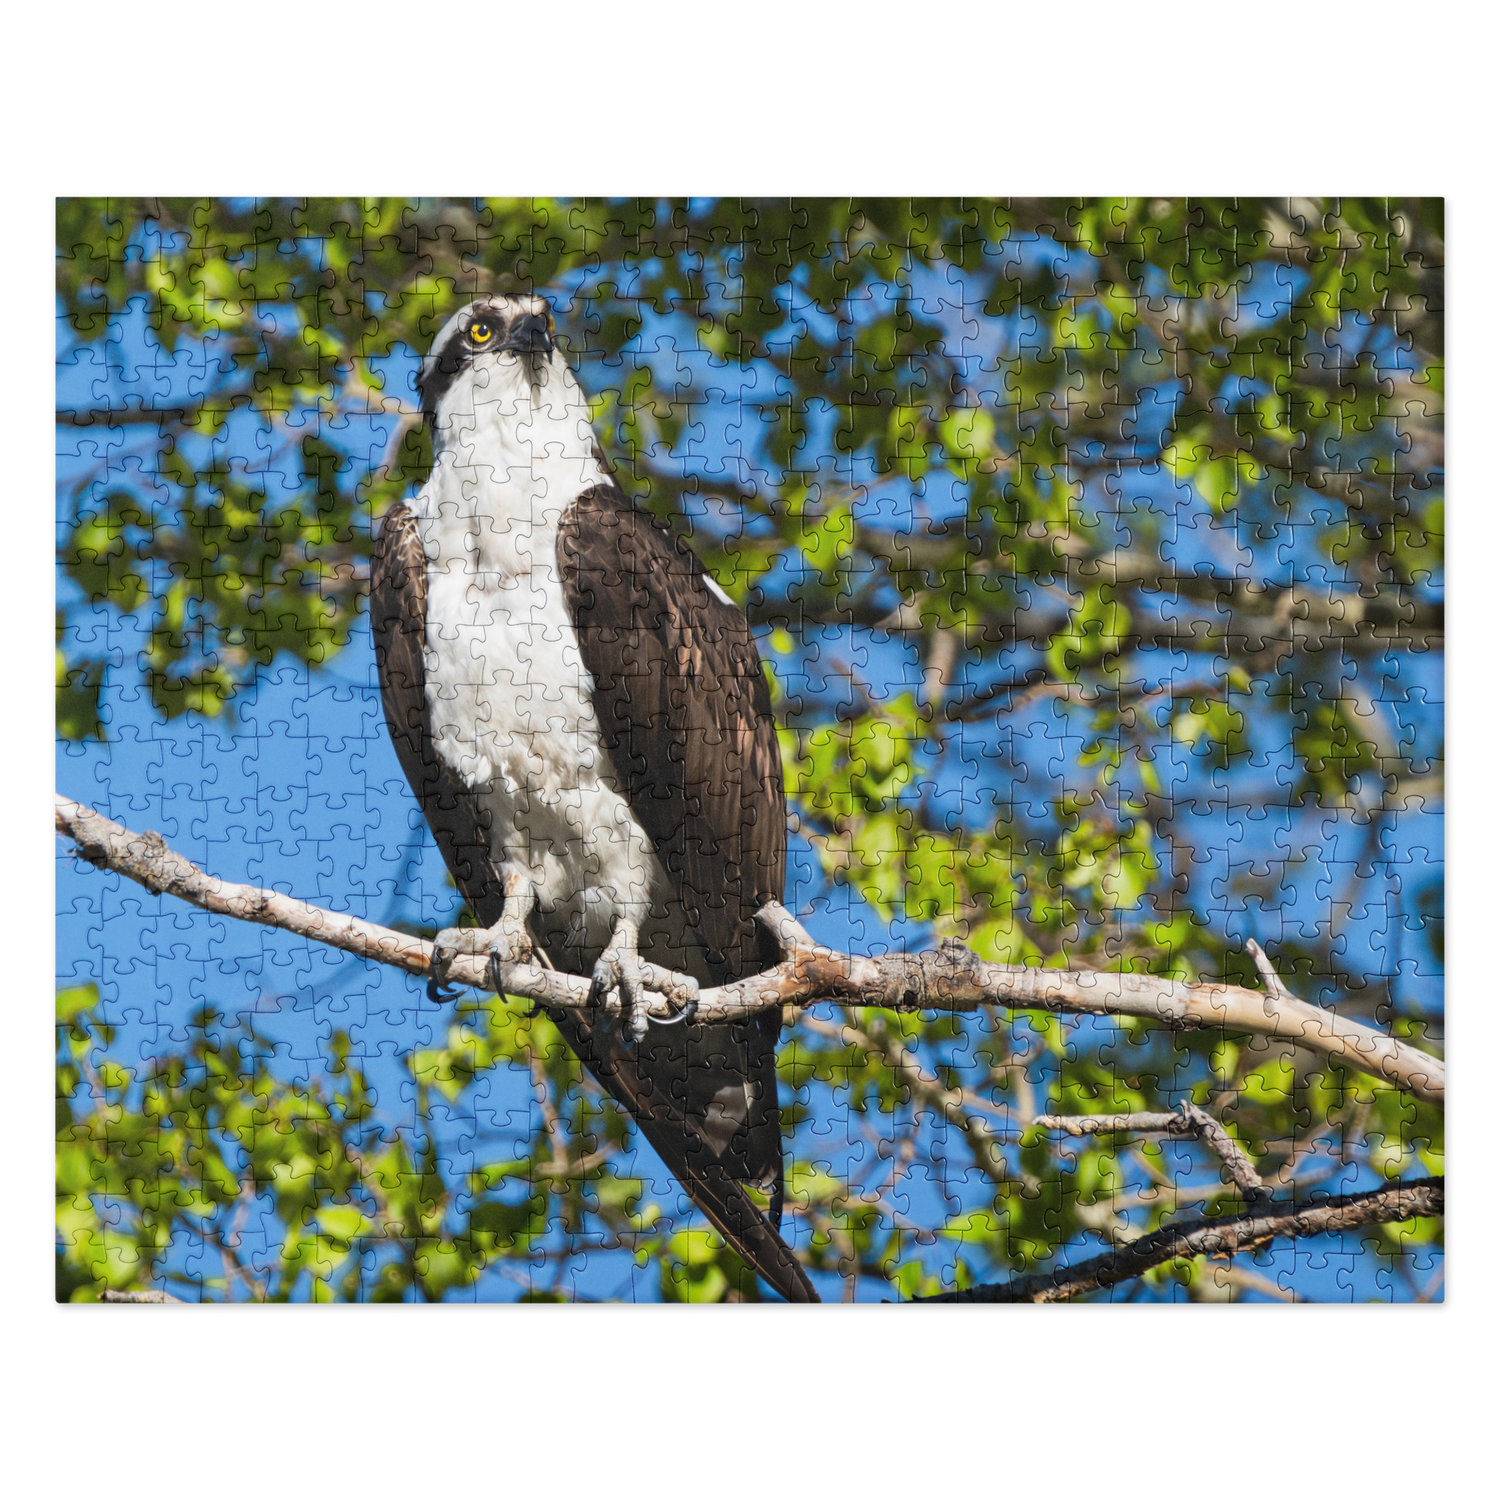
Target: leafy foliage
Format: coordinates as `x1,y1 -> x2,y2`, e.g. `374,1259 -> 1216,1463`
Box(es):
57,199 -> 1443,1300
57,980 -> 1442,1303
57,984 -> 768,1303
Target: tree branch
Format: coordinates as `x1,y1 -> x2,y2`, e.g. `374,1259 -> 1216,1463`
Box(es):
55,793 -> 1445,1104
1246,938 -> 1296,1004
918,1177 -> 1444,1303
1033,1100 -> 1269,1207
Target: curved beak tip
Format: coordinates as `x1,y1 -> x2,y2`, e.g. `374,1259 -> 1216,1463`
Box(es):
502,312 -> 554,355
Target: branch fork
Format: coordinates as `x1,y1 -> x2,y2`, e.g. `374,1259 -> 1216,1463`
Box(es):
1032,1100 -> 1269,1208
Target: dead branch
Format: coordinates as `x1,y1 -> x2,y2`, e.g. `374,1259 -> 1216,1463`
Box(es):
1033,1100 -> 1268,1206
56,793 -> 1445,1104
1246,938 -> 1296,1004
1179,1102 -> 1269,1207
1031,1112 -> 1186,1136
99,1289 -> 183,1304
918,1176 -> 1444,1303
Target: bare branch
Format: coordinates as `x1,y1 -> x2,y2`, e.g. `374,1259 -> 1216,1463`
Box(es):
918,1177 -> 1444,1303
1034,1100 -> 1267,1206
1031,1111 -> 1186,1136
99,1289 -> 184,1304
54,791 -> 461,983
1246,938 -> 1296,1003
56,793 -> 1445,1104
1179,1102 -> 1269,1207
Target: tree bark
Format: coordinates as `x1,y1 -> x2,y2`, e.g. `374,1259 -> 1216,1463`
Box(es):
55,793 -> 1445,1104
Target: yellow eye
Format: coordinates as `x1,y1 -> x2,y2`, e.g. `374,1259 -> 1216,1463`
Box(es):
468,320 -> 494,345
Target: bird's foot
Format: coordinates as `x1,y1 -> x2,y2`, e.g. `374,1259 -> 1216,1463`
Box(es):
587,919 -> 700,1043
427,915 -> 535,1004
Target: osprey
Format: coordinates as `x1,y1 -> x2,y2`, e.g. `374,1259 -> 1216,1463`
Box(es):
370,293 -> 816,1302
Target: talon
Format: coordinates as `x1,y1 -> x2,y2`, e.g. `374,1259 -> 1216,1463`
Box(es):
426,974 -> 463,1006
428,925 -> 481,1003
590,919 -> 701,1041
589,946 -> 648,1044
430,912 -> 533,1003
586,959 -> 611,1009
590,920 -> 647,1043
622,957 -> 649,1046
650,979 -> 700,1026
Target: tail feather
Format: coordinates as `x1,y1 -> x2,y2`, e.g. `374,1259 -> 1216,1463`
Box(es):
658,1158 -> 818,1304
550,1008 -> 819,1303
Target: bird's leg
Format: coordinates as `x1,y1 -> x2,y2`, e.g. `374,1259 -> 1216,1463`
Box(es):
428,868 -> 536,1004
588,916 -> 700,1044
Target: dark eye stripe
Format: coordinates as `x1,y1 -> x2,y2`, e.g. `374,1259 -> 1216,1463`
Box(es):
417,322 -> 476,428
418,299 -> 544,429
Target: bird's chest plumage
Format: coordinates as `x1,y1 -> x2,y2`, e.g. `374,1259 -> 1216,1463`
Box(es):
410,421 -> 669,963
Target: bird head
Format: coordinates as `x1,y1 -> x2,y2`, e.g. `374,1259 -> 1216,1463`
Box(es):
416,293 -> 559,435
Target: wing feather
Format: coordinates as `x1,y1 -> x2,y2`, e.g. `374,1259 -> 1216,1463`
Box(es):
556,482 -> 787,982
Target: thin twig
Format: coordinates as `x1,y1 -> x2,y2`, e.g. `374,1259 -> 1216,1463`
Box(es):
1129,1147 -> 1232,1209
533,1146 -> 619,1182
801,1012 -> 1012,1183
1217,1264 -> 1301,1303
529,1051 -> 570,1177
1034,1101 -> 1268,1208
1179,1102 -> 1269,1208
1246,939 -> 1296,1003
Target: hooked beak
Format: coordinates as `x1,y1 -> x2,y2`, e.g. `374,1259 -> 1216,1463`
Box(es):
498,310 -> 553,356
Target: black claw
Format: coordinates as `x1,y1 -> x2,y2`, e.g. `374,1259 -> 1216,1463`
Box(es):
653,995 -> 698,1026
426,974 -> 461,1005
490,953 -> 541,1017
501,960 -> 549,1020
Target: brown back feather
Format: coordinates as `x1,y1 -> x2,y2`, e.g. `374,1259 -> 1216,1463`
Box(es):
556,481 -> 787,982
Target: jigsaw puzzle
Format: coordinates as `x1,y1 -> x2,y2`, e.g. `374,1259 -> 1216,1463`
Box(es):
55,198 -> 1444,1303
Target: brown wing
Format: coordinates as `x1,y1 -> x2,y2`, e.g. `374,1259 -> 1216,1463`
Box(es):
556,481 -> 787,983
370,498 -> 814,1302
556,481 -> 791,1242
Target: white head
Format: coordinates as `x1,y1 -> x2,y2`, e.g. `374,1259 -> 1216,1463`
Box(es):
416,294 -> 593,458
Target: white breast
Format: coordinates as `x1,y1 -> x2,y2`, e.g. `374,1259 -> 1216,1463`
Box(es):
410,349 -> 673,967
